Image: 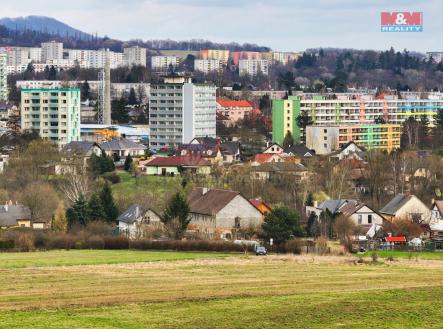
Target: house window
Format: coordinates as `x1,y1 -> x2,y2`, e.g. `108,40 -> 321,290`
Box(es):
358,215 -> 362,225
368,214 -> 372,224
234,217 -> 241,229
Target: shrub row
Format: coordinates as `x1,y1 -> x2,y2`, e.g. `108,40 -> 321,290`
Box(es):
129,240 -> 254,252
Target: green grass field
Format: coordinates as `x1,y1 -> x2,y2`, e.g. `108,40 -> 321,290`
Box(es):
0,249 -> 231,268
110,171 -> 181,199
358,250 -> 443,260
0,250 -> 443,328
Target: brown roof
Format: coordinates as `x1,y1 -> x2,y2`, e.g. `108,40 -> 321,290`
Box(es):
339,201 -> 366,217
188,188 -> 240,216
145,155 -> 210,167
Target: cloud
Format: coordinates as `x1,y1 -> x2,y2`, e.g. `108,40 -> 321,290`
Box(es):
1,0 -> 442,52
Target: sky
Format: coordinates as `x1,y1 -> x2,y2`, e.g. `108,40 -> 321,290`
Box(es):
1,0 -> 442,53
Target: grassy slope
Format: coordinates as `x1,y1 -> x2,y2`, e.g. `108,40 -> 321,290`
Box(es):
0,252 -> 443,328
111,171 -> 181,199
0,250 -> 231,269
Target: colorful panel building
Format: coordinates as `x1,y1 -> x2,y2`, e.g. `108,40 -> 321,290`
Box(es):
272,94 -> 443,145
306,124 -> 401,154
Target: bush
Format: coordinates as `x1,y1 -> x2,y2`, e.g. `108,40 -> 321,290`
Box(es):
129,239 -> 251,253
103,173 -> 121,184
284,239 -> 302,254
87,235 -> 105,249
0,240 -> 14,249
15,232 -> 35,252
371,252 -> 379,262
103,235 -> 129,249
47,234 -> 75,250
84,221 -> 114,236
316,236 -> 329,255
34,231 -> 49,249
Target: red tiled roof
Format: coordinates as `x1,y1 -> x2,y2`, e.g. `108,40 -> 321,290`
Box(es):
217,99 -> 254,108
250,153 -> 278,164
145,155 -> 210,167
385,236 -> 406,242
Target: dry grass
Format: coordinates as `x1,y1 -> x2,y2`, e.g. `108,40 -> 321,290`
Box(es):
1,253 -> 443,312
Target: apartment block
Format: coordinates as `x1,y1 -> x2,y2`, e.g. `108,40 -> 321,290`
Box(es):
427,52 -> 443,64
21,88 -> 81,146
272,51 -> 301,65
151,56 -> 179,72
239,59 -> 269,76
124,46 -> 147,67
67,49 -> 124,69
0,54 -> 7,101
306,124 -> 401,154
149,76 -> 216,150
194,59 -> 223,74
272,94 -> 443,145
199,50 -> 230,64
41,41 -> 63,62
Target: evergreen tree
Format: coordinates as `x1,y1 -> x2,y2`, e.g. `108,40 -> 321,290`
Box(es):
88,193 -> 107,221
89,153 -> 115,177
307,212 -> 319,237
162,193 -> 191,239
261,207 -> 304,245
295,111 -> 313,144
81,80 -> 91,101
66,195 -> 90,228
282,131 -> 295,149
305,193 -> 314,206
128,88 -> 138,105
124,154 -> 133,171
100,183 -> 119,222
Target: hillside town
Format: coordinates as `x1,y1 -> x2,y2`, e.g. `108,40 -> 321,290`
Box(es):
0,39 -> 443,254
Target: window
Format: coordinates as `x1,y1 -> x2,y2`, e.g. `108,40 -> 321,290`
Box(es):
368,214 -> 372,224
234,217 -> 241,229
358,215 -> 362,225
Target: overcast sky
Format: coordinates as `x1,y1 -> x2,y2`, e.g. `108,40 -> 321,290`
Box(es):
1,0 -> 442,52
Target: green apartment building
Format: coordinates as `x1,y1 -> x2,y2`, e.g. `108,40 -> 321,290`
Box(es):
21,88 -> 81,146
272,96 -> 302,145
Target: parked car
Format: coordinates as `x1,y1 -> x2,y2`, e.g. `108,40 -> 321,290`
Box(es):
255,246 -> 267,256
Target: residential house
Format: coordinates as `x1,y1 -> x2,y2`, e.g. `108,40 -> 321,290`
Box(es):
117,204 -> 162,239
177,143 -> 223,165
331,142 -> 365,161
306,199 -> 358,219
379,194 -> 432,223
142,155 -> 211,176
430,201 -> 443,244
216,99 -> 254,127
0,154 -> 8,173
339,200 -> 384,226
100,138 -> 147,163
57,141 -> 104,174
187,187 -> 263,239
0,202 -> 36,229
250,153 -> 285,167
251,162 -> 310,181
189,137 -> 241,163
283,145 -> 315,157
263,143 -> 284,154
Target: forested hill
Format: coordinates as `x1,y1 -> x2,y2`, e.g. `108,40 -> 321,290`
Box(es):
0,16 -> 270,52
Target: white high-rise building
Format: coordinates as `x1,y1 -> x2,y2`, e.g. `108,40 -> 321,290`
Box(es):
194,59 -> 223,74
41,42 -> 64,62
0,54 -> 7,101
149,76 -> 216,150
20,88 -> 81,146
124,46 -> 147,67
151,56 -> 179,72
67,49 -> 124,69
239,59 -> 269,76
